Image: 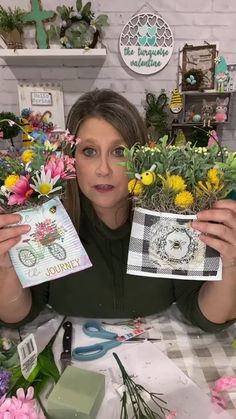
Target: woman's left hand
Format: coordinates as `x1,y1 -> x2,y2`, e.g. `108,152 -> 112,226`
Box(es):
192,199 -> 236,266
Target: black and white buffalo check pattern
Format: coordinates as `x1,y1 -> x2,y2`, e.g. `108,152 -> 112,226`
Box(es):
127,207 -> 222,280
145,306 -> 236,416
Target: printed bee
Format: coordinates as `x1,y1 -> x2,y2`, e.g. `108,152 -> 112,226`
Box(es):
169,239 -> 185,250
49,206 -> 57,214
135,164 -> 157,186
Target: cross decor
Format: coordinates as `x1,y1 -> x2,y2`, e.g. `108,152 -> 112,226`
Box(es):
24,0 -> 56,49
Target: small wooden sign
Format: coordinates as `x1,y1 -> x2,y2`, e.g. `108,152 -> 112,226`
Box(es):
18,82 -> 65,129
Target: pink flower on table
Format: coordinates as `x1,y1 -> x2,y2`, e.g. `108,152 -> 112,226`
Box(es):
8,176 -> 33,206
0,387 -> 46,419
45,155 -> 76,180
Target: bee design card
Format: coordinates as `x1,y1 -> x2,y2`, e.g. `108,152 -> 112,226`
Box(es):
127,207 -> 222,281
9,197 -> 92,288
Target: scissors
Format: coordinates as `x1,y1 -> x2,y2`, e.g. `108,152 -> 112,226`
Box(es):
72,320 -> 121,361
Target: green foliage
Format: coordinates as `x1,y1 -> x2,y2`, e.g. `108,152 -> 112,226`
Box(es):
124,136 -> 236,214
0,6 -> 27,33
1,319 -> 63,401
0,112 -> 21,139
144,91 -> 169,141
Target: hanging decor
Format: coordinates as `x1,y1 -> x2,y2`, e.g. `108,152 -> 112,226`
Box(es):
23,0 -> 56,49
119,12 -> 174,75
180,44 -> 218,91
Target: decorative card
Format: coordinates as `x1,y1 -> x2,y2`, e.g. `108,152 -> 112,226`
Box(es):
9,197 -> 92,288
127,207 -> 222,281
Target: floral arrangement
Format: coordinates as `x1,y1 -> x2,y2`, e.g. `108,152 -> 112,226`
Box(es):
113,353 -> 176,419
0,118 -> 79,212
0,318 -> 66,418
19,108 -> 54,146
124,135 -> 236,214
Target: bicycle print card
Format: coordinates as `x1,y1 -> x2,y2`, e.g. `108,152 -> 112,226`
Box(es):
9,197 -> 92,288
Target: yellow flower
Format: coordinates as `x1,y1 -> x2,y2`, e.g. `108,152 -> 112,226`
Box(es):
195,180 -> 224,196
128,178 -> 144,196
175,191 -> 194,208
4,174 -> 20,189
21,149 -> 34,163
207,167 -> 220,186
162,174 -> 186,193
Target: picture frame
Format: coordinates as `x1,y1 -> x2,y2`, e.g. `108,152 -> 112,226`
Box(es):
17,82 -> 65,129
180,43 -> 218,91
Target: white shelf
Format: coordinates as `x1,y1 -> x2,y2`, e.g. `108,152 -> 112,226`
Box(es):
0,48 -> 107,66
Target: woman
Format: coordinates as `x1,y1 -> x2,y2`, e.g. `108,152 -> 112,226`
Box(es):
0,89 -> 236,331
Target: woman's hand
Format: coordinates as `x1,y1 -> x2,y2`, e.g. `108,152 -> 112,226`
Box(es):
192,199 -> 236,323
192,199 -> 236,267
0,212 -> 30,270
0,212 -> 32,323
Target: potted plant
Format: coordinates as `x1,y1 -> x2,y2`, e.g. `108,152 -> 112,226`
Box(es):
47,0 -> 108,49
124,135 -> 236,282
0,6 -> 27,49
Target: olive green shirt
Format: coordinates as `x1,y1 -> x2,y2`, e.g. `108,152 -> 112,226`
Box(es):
2,196 -> 235,332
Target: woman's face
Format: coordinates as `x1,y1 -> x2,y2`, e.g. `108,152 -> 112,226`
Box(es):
75,117 -> 129,219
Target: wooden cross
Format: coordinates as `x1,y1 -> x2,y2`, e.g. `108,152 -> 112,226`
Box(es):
24,0 -> 56,49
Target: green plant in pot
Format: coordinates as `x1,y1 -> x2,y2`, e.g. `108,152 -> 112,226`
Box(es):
47,0 -> 108,49
0,112 -> 21,148
0,6 -> 27,49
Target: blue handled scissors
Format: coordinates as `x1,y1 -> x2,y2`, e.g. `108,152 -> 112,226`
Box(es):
72,320 -> 121,361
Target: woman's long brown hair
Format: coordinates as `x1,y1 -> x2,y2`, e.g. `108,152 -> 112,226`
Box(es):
63,88 -> 147,230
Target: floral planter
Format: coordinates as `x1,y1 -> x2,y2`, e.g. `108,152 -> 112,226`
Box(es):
9,197 -> 92,288
127,207 -> 222,281
0,29 -> 23,49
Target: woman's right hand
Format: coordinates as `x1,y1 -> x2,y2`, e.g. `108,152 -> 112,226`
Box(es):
0,213 -> 30,270
0,212 -> 32,323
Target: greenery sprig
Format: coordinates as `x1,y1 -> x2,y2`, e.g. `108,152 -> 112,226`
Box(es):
113,352 -> 176,419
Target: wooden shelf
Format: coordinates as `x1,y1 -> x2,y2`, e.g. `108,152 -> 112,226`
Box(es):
172,121 -> 229,127
0,48 -> 107,66
181,90 -> 235,95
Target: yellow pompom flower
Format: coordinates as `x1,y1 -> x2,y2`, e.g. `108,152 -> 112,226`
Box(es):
175,191 -> 194,208
207,167 -> 220,186
21,149 -> 34,163
128,178 -> 144,196
162,174 -> 186,193
4,174 -> 20,189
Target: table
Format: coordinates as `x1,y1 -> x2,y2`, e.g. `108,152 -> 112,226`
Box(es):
2,304 -> 236,417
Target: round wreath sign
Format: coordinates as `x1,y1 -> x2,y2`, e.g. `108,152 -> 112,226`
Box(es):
119,12 -> 174,75
60,16 -> 99,49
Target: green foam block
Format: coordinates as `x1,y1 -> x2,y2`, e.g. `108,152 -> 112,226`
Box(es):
47,365 -> 105,419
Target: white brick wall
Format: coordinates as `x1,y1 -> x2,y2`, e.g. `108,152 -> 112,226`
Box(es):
0,0 -> 235,148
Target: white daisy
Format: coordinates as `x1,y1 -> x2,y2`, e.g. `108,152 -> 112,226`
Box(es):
30,169 -> 62,197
